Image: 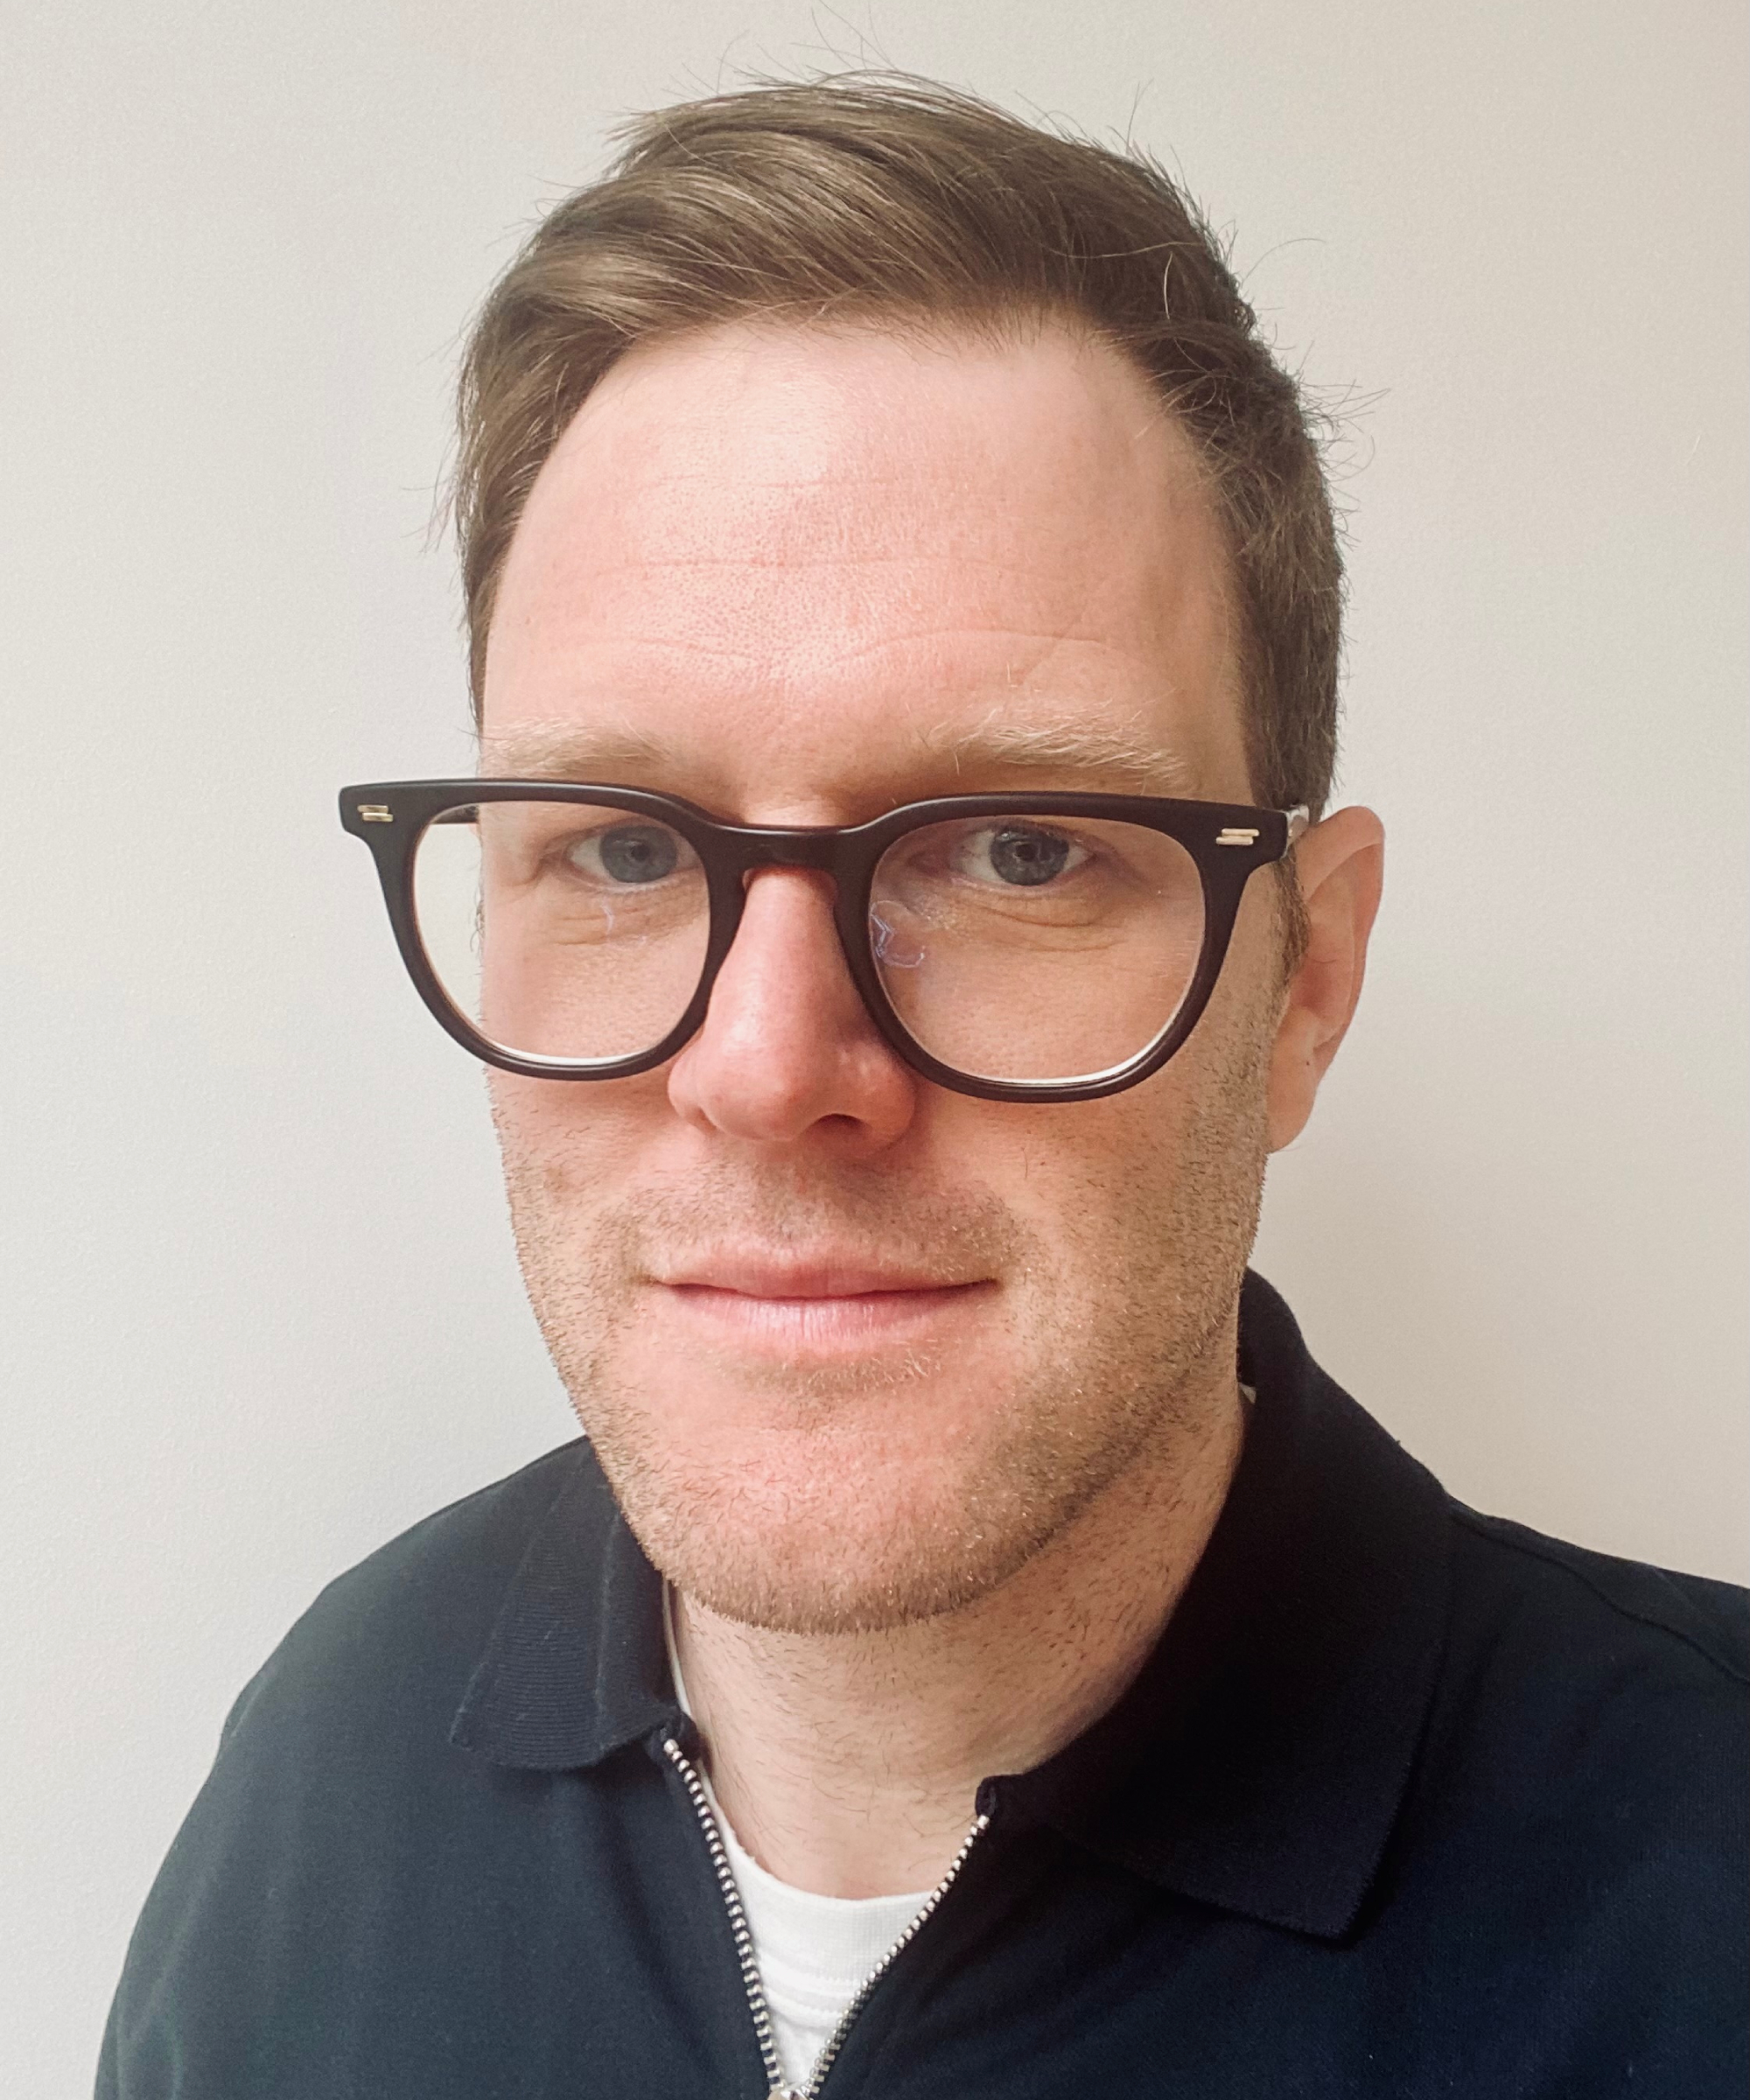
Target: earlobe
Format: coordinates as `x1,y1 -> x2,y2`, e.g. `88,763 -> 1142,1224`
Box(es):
1265,807 -> 1385,1152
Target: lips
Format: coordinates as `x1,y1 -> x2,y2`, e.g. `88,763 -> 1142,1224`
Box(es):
657,1255 -> 981,1299
646,1254 -> 994,1363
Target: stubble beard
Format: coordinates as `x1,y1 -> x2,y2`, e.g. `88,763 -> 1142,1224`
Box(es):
493,997 -> 1273,1637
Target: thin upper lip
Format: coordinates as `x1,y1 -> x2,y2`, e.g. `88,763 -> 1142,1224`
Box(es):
655,1255 -> 985,1298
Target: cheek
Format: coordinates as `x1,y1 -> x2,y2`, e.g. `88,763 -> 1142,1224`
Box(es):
487,1070 -> 667,1207
923,1089 -> 1186,1280
929,878 -> 1284,1214
977,982 -> 1275,1268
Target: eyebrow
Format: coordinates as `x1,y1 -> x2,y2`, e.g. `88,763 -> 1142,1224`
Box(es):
920,715 -> 1200,796
479,723 -> 676,778
479,711 -> 1200,800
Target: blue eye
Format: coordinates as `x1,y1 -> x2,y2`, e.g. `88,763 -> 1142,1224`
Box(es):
952,823 -> 1088,887
564,823 -> 693,885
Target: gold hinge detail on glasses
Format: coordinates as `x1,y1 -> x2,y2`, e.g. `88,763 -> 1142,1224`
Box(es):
357,804 -> 395,823
1214,826 -> 1260,846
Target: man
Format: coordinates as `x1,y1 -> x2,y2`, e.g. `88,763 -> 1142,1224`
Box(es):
99,72 -> 1746,2099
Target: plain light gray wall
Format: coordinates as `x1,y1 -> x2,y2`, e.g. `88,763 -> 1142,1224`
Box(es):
3,1 -> 1745,2088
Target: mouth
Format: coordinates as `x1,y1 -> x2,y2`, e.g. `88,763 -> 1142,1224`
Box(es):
651,1256 -> 994,1354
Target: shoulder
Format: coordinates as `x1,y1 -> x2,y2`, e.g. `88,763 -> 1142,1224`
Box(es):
219,1438 -> 598,1753
1410,1497 -> 1746,1926
1446,1501 -> 1747,1688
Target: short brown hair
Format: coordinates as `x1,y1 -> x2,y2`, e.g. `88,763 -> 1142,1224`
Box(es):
455,71 -> 1343,816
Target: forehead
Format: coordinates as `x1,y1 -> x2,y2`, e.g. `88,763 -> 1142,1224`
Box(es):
482,318 -> 1248,816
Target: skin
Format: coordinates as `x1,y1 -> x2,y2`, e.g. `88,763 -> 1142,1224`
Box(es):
481,315 -> 1383,1895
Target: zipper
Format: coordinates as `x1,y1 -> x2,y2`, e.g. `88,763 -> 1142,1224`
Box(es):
799,1801 -> 992,2096
662,1734 -> 992,2100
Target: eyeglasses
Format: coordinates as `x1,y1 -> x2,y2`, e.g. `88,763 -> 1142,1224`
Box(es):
339,780 -> 1308,1104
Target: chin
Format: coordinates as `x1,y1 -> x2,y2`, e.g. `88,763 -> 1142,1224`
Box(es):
650,1502 -> 1051,1636
578,1378 -> 1138,1637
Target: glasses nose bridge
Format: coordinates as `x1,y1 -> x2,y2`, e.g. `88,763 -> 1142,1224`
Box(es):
721,823 -> 850,882
706,823 -> 871,1035
711,825 -> 864,1000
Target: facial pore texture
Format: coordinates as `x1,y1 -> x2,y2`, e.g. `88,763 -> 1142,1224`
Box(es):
483,318 -> 1279,1635
494,954 -> 1273,1634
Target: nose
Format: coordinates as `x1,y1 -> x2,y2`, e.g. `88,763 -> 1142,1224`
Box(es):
666,865 -> 918,1147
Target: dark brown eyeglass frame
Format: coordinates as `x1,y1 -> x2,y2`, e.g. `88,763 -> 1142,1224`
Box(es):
339,780 -> 1308,1104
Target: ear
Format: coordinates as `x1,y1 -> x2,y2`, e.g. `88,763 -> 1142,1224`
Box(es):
1266,806 -> 1384,1152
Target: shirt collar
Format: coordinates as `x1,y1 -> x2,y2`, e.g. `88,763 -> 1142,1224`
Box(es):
449,1453 -> 673,1769
451,1270 -> 1452,1942
991,1271 -> 1452,1936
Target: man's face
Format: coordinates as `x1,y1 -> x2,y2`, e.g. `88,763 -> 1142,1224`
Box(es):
482,317 -> 1289,1634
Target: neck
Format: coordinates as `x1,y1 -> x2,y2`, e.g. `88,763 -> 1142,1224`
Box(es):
671,1338 -> 1246,1898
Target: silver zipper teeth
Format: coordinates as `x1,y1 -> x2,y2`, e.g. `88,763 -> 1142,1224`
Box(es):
663,1732 -> 991,2100
799,1807 -> 991,2098
662,1737 -> 791,2097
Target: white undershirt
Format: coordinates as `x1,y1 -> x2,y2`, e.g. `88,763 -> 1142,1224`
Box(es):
663,1591 -> 933,2090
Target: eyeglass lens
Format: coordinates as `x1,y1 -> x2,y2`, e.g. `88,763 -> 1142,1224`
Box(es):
411,802 -> 1207,1084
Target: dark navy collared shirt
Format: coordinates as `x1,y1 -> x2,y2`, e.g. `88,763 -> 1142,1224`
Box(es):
98,1274 -> 1748,2096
